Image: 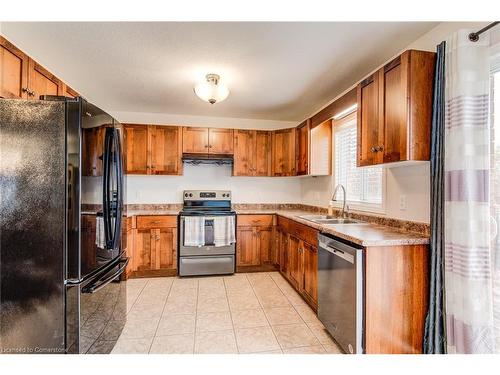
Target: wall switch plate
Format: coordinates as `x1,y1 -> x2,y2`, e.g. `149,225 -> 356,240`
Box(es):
399,195 -> 407,210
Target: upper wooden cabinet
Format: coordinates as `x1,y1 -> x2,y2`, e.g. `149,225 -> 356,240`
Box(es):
309,119 -> 332,176
28,60 -> 64,99
357,49 -> 435,166
272,128 -> 296,176
182,127 -> 233,154
182,127 -> 209,153
150,125 -> 183,175
233,130 -> 272,176
0,37 -> 29,99
124,124 -> 149,174
296,120 -> 309,175
209,128 -> 233,154
124,124 -> 182,175
1,36 -> 79,100
82,126 -> 105,176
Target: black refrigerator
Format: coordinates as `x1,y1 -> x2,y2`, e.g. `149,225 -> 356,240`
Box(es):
0,97 -> 128,354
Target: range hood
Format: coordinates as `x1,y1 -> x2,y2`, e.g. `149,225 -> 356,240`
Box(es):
182,153 -> 233,166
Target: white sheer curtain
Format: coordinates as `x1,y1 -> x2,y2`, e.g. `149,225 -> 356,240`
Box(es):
444,27 -> 500,354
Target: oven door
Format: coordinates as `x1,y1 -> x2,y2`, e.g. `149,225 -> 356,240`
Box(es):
179,214 -> 236,256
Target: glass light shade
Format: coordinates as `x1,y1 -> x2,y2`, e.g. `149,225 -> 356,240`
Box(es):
194,74 -> 230,104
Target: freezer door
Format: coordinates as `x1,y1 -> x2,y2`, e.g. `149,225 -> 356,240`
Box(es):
0,99 -> 66,353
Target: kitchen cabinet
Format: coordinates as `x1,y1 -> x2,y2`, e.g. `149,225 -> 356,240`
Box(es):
357,49 -> 435,166
295,120 -> 309,175
131,215 -> 177,277
236,215 -> 275,271
124,124 -> 182,175
209,128 -> 233,154
301,241 -> 318,305
287,234 -> 302,290
309,119 -> 332,176
28,59 -> 64,99
276,216 -> 319,309
82,126 -> 104,176
1,35 -> 80,100
63,84 -> 79,98
364,243 -> 428,353
272,128 -> 296,176
233,130 -> 272,176
182,127 -> 234,154
0,36 -> 29,99
150,125 -> 183,175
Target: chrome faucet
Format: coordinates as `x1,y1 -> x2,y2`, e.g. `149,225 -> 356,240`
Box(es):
328,184 -> 347,218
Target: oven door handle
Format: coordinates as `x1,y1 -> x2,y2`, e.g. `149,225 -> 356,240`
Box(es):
81,258 -> 129,294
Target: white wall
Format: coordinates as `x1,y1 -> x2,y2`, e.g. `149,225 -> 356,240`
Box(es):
299,22 -> 488,224
126,165 -> 302,204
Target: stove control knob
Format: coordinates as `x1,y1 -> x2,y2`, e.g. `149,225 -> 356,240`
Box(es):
189,193 -> 193,197
184,193 -> 188,197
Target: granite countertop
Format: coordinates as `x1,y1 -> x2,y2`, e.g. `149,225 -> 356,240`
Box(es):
83,206 -> 429,247
236,208 -> 430,247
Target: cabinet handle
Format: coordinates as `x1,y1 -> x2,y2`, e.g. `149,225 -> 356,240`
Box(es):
29,90 -> 36,97
205,144 -> 209,148
371,147 -> 377,153
377,145 -> 384,152
22,87 -> 29,93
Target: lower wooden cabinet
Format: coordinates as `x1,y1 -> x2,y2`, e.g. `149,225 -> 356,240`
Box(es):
236,215 -> 275,271
276,216 -> 319,309
301,241 -> 318,305
129,215 -> 177,277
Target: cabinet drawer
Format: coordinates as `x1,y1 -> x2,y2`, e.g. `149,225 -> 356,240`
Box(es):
137,215 -> 177,229
237,214 -> 274,227
277,215 -> 318,246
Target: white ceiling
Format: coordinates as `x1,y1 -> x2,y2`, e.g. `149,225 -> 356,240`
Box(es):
2,22 -> 438,121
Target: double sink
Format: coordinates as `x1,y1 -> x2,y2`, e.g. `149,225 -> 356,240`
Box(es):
298,214 -> 364,225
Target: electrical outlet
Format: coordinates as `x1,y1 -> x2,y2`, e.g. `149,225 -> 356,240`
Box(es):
399,195 -> 407,210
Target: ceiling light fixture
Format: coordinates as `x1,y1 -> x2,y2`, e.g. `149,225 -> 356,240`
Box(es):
332,104 -> 358,120
194,74 -> 230,104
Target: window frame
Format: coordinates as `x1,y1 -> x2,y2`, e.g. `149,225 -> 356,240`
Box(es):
331,112 -> 387,215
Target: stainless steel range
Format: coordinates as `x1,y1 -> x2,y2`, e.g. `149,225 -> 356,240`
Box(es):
178,190 -> 236,276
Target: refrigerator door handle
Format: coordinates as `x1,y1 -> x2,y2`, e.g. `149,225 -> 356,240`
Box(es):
102,128 -> 113,249
111,129 -> 123,251
81,258 -> 129,294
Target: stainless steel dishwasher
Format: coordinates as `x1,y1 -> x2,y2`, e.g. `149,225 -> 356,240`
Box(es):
318,233 -> 364,354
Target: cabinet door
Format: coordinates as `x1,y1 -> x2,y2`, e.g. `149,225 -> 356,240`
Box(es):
357,73 -> 382,166
157,227 -> 177,270
0,37 -> 29,99
257,227 -> 274,265
28,59 -> 63,100
287,235 -> 302,289
278,229 -> 289,274
182,127 -> 209,154
124,124 -> 150,174
254,131 -> 272,176
233,130 -> 254,176
296,120 -> 309,175
310,120 -> 332,176
381,55 -> 408,163
150,126 -> 182,175
209,128 -> 234,154
302,242 -> 318,305
82,127 -> 104,176
272,128 -> 296,176
236,227 -> 260,266
63,84 -> 79,98
135,228 -> 155,271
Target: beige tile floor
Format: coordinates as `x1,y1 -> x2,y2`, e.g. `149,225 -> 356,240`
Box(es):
111,272 -> 344,354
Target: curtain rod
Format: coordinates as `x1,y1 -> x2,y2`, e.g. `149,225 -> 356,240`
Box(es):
469,21 -> 500,42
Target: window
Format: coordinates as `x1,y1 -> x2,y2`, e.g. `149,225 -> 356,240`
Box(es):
333,113 -> 384,212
